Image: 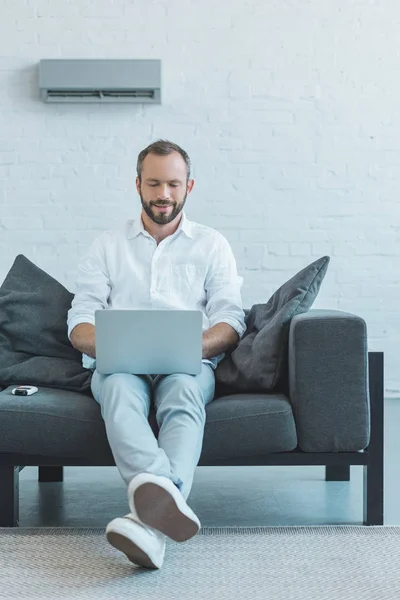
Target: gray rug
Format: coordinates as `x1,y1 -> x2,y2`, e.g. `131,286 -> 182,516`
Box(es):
1,526 -> 400,599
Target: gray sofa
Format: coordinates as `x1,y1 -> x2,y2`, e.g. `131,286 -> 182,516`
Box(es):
0,308 -> 384,527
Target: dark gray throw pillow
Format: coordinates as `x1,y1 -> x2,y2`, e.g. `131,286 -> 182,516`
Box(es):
215,256 -> 330,393
0,255 -> 92,393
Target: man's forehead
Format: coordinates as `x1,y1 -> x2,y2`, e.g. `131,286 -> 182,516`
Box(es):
142,152 -> 186,172
142,165 -> 186,182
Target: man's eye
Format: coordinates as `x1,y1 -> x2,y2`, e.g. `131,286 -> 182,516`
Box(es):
149,183 -> 179,187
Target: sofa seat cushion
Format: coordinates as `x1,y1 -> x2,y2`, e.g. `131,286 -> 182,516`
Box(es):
0,386 -> 114,462
200,392 -> 298,463
0,387 -> 297,463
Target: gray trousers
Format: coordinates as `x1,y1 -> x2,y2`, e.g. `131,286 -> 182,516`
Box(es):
90,363 -> 216,501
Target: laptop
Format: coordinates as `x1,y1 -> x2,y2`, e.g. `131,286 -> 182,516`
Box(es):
94,309 -> 203,375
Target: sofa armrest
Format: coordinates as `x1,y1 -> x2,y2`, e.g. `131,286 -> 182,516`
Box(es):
288,309 -> 370,452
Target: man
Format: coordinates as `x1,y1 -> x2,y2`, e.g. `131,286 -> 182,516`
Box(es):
67,139 -> 246,569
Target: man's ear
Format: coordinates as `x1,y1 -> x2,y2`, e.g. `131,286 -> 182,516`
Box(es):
135,176 -> 141,195
187,179 -> 195,194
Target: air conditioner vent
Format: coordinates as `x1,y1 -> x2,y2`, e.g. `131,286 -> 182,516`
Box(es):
39,59 -> 161,104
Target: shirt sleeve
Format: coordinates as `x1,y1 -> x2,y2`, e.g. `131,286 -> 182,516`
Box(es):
205,234 -> 246,339
67,233 -> 111,340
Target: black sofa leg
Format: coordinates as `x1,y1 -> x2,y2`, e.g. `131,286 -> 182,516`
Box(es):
363,463 -> 383,526
325,466 -> 350,481
0,466 -> 19,526
363,351 -> 384,525
38,466 -> 64,482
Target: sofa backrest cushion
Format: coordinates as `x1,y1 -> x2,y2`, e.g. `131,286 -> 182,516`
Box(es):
0,255 -> 92,393
215,256 -> 330,393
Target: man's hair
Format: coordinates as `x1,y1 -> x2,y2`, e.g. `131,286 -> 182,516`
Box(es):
136,139 -> 191,183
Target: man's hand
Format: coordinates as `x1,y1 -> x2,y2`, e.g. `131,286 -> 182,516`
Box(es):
70,321 -> 239,361
70,323 -> 96,358
202,322 -> 239,360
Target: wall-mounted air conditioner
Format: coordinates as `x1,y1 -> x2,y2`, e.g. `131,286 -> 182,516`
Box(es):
39,59 -> 161,103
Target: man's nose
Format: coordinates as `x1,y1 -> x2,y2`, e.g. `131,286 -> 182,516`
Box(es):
157,185 -> 170,199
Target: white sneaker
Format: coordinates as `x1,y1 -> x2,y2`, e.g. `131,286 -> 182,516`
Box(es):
106,513 -> 166,569
128,473 -> 201,543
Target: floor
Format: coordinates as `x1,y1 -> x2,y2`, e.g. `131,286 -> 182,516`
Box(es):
17,397 -> 399,528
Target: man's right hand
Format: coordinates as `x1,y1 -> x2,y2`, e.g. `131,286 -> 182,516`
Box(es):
69,323 -> 96,358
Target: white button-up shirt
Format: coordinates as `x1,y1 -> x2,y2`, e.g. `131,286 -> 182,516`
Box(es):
67,211 -> 246,372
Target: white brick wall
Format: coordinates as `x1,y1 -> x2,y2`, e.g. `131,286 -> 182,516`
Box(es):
1,0 -> 399,396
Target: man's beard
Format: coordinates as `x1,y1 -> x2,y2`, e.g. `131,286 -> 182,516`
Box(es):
140,189 -> 188,225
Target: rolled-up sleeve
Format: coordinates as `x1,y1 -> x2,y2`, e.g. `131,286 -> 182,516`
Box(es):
67,233 -> 111,340
205,234 -> 246,339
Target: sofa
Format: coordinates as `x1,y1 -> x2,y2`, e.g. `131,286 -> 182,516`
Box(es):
0,307 -> 384,527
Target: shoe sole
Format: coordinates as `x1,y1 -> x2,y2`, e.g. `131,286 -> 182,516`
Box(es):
106,530 -> 159,569
134,482 -> 199,543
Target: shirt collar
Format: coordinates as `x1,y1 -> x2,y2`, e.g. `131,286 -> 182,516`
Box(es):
127,210 -> 193,240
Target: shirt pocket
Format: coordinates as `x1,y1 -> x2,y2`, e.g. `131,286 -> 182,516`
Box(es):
162,263 -> 203,303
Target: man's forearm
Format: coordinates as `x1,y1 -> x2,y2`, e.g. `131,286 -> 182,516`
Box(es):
70,323 -> 96,358
202,322 -> 239,360
70,321 -> 239,362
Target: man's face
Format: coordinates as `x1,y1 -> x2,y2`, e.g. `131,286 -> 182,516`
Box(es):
136,152 -> 194,225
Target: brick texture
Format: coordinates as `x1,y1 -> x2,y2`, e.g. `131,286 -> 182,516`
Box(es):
0,0 -> 398,395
